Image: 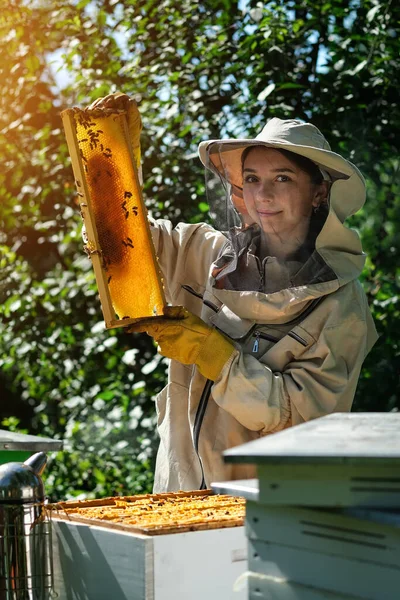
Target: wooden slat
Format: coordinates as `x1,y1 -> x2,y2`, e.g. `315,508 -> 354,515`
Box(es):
50,489 -> 212,510
52,512 -> 244,536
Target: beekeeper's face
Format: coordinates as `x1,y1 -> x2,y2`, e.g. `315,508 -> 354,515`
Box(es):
242,147 -> 325,242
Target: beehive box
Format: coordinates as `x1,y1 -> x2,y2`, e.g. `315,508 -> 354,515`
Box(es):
246,502 -> 400,600
51,491 -> 248,600
215,414 -> 400,600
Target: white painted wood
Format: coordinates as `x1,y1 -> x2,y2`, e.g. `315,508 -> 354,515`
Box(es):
249,538 -> 400,600
52,519 -> 153,600
211,479 -> 259,502
247,571 -> 359,599
224,414 -> 400,507
256,462 -> 400,507
246,503 -> 400,568
51,518 -> 247,600
225,413 -> 400,464
243,503 -> 400,599
153,527 -> 248,600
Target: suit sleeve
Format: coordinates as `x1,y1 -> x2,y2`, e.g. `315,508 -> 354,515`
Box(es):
211,318 -> 370,434
149,218 -> 226,305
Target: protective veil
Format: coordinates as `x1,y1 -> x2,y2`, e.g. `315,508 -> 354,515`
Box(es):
200,118 -> 367,304
204,143 -> 336,295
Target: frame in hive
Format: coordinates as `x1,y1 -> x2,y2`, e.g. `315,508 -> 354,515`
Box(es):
50,490 -> 245,536
61,103 -> 167,329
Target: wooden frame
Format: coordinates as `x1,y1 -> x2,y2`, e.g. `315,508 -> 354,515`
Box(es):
61,107 -> 167,329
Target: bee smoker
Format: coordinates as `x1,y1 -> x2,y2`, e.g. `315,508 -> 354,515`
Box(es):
0,452 -> 53,599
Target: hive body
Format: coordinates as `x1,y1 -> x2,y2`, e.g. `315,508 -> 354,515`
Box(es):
61,106 -> 166,327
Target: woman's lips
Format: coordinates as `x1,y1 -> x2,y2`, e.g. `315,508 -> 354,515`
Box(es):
257,210 -> 281,216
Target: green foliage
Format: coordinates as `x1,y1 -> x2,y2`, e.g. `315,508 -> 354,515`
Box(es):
0,0 -> 399,499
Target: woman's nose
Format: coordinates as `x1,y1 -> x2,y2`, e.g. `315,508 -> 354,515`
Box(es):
256,182 -> 274,202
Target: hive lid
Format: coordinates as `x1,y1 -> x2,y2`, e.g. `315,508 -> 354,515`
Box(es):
224,413 -> 400,466
211,479 -> 259,502
0,429 -> 63,452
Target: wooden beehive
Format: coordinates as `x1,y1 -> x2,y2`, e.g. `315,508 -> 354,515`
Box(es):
50,491 -> 248,600
214,413 -> 400,600
245,501 -> 400,600
61,102 -> 167,329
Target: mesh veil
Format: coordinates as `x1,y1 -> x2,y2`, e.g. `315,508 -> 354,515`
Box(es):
204,142 -> 336,294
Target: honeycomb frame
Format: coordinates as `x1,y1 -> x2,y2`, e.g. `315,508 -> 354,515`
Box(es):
61,106 -> 167,329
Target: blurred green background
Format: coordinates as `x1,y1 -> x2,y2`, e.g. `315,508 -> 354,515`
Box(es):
1,0 -> 399,500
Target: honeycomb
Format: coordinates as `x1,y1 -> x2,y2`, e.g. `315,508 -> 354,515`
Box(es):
53,491 -> 245,535
61,104 -> 166,323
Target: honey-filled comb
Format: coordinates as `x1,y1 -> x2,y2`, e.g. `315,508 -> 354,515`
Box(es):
61,102 -> 167,328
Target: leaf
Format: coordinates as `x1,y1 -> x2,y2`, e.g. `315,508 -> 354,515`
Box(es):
257,83 -> 276,102
97,390 -> 115,401
76,0 -> 92,8
367,5 -> 381,22
277,83 -> 306,90
25,55 -> 41,74
93,468 -> 106,483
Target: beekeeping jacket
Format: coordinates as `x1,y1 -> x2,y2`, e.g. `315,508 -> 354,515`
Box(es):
148,119 -> 378,492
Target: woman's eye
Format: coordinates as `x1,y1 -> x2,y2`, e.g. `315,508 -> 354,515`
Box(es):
244,175 -> 258,183
276,175 -> 291,182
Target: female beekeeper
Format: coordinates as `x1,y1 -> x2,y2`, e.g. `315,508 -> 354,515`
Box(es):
90,95 -> 378,492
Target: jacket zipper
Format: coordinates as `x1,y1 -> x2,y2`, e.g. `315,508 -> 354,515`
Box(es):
252,330 -> 279,353
193,379 -> 213,490
254,255 -> 264,291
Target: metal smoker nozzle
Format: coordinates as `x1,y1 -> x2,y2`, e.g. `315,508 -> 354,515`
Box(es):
24,452 -> 47,477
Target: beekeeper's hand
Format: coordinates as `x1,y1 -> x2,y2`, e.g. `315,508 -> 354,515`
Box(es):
128,307 -> 236,382
87,92 -> 131,112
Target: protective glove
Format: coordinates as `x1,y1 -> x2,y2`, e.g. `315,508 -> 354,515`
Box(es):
128,307 -> 236,382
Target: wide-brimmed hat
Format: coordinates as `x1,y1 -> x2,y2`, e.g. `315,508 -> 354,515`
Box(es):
198,118 -> 363,190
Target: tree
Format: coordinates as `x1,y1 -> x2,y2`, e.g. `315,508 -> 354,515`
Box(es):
0,0 -> 399,499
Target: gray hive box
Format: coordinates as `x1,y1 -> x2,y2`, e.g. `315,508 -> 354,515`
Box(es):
222,412 -> 400,508
212,413 -> 400,600
0,429 -> 63,465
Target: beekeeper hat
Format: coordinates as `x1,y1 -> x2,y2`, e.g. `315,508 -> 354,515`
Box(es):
198,118 -> 366,220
